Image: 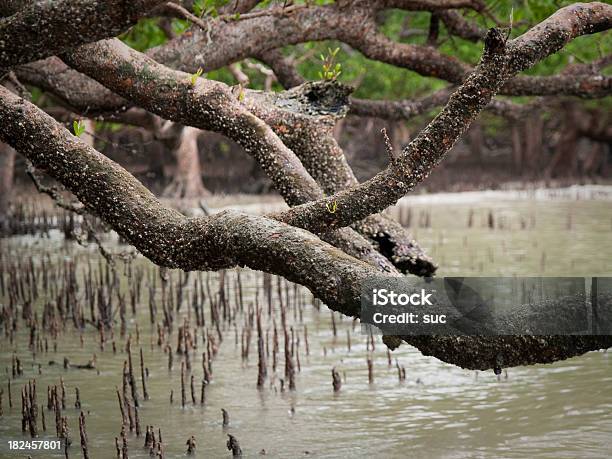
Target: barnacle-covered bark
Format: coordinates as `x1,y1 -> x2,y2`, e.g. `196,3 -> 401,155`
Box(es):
0,0 -> 30,17
274,29 -> 510,232
60,38 -> 397,271
1,85 -> 611,370
15,53 -> 408,273
61,39 -> 323,206
275,3 -> 612,234
0,0 -> 165,68
245,82 -> 437,276
0,83 -> 394,315
15,57 -> 128,114
149,1 -> 610,98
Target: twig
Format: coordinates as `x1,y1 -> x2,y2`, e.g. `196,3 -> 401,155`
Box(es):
218,4 -> 305,22
380,128 -> 396,164
164,2 -> 209,30
26,162 -> 85,214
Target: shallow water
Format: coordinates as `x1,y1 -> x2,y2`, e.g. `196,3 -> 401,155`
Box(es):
1,189 -> 611,458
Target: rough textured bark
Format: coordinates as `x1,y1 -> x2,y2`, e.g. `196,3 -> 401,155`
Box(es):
147,1 -> 611,97
274,3 -> 612,233
61,39 -> 322,207
59,38 -> 399,271
1,85 -> 611,371
244,82 -> 437,276
40,3 -> 610,269
258,48 -> 540,122
0,83 -> 394,326
15,52 -> 398,271
0,0 -> 30,17
15,57 -> 127,115
0,0 -> 165,68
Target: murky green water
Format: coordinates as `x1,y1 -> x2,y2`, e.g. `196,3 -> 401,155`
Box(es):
1,188 -> 611,458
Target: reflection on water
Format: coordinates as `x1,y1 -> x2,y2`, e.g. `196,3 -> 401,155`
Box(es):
1,190 -> 611,458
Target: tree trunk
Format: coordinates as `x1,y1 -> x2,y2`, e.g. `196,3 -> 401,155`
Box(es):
163,126 -> 210,199
546,105 -> 578,179
523,113 -> 543,174
511,123 -> 523,173
0,142 -> 16,221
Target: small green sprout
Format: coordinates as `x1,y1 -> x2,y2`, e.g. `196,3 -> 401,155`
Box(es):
237,85 -> 245,101
193,0 -> 205,17
193,0 -> 218,18
326,200 -> 338,214
190,68 -> 204,86
73,120 -> 86,137
318,47 -> 342,81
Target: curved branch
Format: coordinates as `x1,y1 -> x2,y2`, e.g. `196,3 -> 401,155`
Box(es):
438,9 -> 485,41
348,88 -> 454,120
273,3 -> 612,233
0,0 -> 165,68
60,39 -> 398,272
149,1 -> 610,97
15,57 -> 128,114
244,83 -> 437,276
1,85 -> 611,371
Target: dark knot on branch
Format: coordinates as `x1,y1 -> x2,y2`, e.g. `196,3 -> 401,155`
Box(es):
484,28 -> 507,57
286,80 -> 353,117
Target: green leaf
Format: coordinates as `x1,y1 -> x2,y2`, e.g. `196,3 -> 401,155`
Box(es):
190,68 -> 204,86
73,120 -> 85,137
193,0 -> 205,17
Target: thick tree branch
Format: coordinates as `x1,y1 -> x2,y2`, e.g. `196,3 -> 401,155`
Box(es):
61,39 -> 322,206
1,85 -> 610,371
273,3 -> 612,233
0,0 -> 166,68
244,82 -> 437,276
0,82 -> 394,321
15,53 -> 402,273
148,1 -> 610,97
15,57 -> 128,114
349,88 -> 454,120
60,39 -> 399,272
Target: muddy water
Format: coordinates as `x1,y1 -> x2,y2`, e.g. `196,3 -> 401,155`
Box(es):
1,189 -> 611,458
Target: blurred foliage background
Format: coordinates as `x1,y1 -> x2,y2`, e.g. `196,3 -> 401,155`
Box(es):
120,0 -> 611,106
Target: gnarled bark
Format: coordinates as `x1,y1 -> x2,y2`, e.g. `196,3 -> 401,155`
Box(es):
1,85 -> 611,371
1,1 -> 611,373
148,1 -> 611,98
244,81 -> 437,276
0,0 -> 165,68
274,3 -> 612,233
